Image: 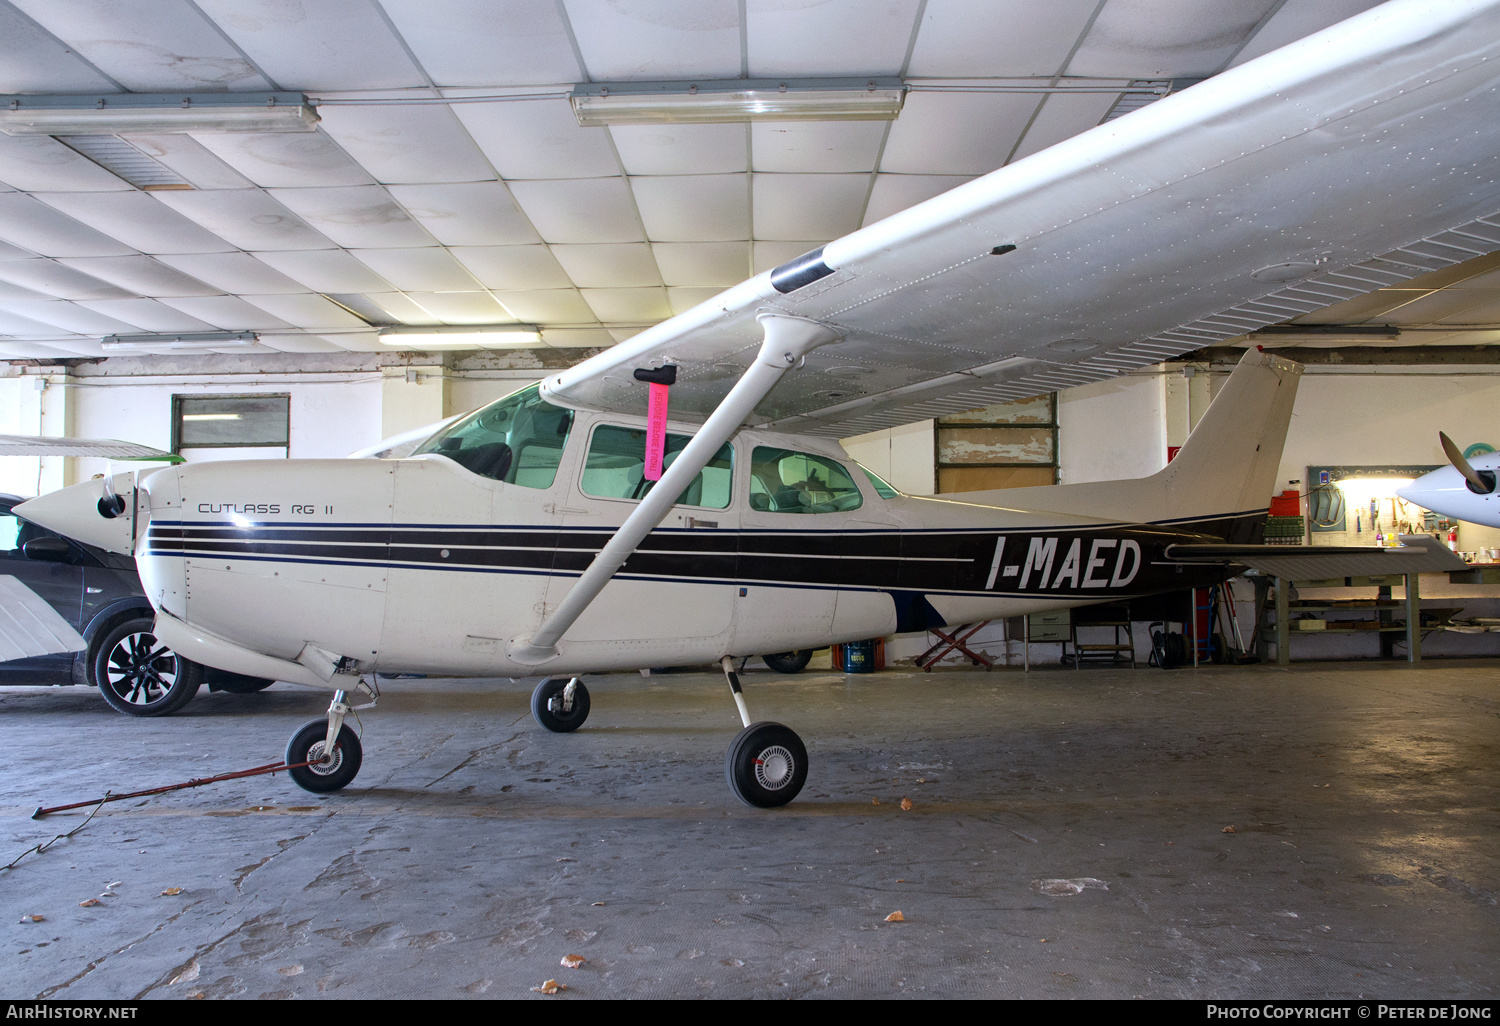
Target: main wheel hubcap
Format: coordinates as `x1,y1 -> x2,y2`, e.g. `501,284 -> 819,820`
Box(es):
754,745 -> 794,789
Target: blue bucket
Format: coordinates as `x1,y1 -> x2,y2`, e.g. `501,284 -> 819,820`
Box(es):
841,639 -> 876,673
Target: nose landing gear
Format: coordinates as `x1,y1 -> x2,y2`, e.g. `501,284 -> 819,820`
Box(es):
285,678 -> 378,794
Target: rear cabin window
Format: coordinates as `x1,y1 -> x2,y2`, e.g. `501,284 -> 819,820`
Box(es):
749,447 -> 863,514
581,424 -> 733,509
412,384 -> 574,488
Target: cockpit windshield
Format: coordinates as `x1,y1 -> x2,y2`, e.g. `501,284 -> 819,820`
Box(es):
411,384 -> 574,488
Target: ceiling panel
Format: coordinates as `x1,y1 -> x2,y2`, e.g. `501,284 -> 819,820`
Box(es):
631,175 -> 747,242
542,327 -> 615,348
667,285 -> 728,316
402,291 -> 518,324
0,260 -> 133,301
242,293 -> 371,329
317,104 -> 497,185
0,307 -> 76,338
363,292 -> 435,324
8,0 -> 273,92
879,91 -> 1039,174
57,256 -> 218,297
450,245 -> 572,290
253,249 -> 394,293
123,135 -> 256,190
551,243 -> 662,288
0,279 -> 50,302
387,183 -> 541,247
269,186 -> 435,249
752,173 -> 869,241
907,0 -> 1101,76
508,178 -> 644,244
0,299 -> 138,335
753,240 -> 825,274
862,173 -> 975,225
0,194 -> 137,258
0,240 -> 38,260
154,253 -> 310,295
260,332 -> 354,353
190,133 -> 375,189
450,98 -> 619,180
489,289 -> 598,324
35,192 -> 236,255
76,298 -> 216,332
751,121 -> 887,173
563,0 -> 741,80
609,123 -> 749,176
196,0 -> 426,90
380,0 -> 582,87
651,242 -> 749,287
157,296 -> 294,331
0,136 -> 132,193
0,3 -> 118,92
1068,0 -> 1282,78
1229,0 -> 1385,68
581,287 -> 672,323
1009,91 -> 1120,162
349,248 -> 484,291
151,190 -> 333,252
746,0 -> 919,77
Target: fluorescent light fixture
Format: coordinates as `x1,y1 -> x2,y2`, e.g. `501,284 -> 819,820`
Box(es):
379,326 -> 542,350
181,413 -> 244,421
0,93 -> 318,136
570,78 -> 906,126
101,331 -> 260,352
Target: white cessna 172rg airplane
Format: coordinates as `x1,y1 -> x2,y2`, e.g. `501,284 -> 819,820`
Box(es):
16,0 -> 1500,807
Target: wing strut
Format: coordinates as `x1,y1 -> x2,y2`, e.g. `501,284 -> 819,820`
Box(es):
508,313 -> 841,666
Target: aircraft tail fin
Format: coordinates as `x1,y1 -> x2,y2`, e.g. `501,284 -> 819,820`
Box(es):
946,348 -> 1303,539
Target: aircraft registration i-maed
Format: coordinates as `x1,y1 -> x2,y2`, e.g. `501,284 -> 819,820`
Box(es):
16,0 -> 1500,807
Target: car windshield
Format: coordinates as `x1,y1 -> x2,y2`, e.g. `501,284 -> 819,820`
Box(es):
412,384 -> 574,488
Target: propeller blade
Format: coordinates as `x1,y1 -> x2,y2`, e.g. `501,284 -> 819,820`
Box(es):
1440,431 -> 1492,494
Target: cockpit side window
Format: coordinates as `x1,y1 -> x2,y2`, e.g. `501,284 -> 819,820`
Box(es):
581,424 -> 733,509
411,384 -> 574,488
749,447 -> 863,514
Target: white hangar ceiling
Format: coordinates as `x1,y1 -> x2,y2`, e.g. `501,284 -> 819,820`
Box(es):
6,0 -> 1497,364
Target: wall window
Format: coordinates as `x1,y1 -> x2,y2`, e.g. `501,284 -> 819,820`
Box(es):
935,393 -> 1057,492
581,424 -> 732,509
173,394 -> 290,458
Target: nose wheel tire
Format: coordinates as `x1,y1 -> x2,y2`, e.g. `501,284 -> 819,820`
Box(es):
92,617 -> 203,717
285,719 -> 363,793
531,677 -> 590,732
725,721 -> 807,807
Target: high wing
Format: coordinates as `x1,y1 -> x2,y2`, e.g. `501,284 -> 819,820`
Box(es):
542,0 -> 1500,436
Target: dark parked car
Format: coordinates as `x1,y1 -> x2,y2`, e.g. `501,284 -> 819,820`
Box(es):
0,493 -> 272,715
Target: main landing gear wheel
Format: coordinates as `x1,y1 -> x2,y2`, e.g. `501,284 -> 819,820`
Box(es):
531,677 -> 590,732
725,721 -> 807,808
762,650 -> 813,674
285,719 -> 363,793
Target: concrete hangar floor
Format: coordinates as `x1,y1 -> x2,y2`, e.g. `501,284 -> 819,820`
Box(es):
1,660 -> 1496,1001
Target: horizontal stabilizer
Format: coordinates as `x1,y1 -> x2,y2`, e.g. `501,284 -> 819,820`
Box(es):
0,575 -> 85,661
1165,537 -> 1468,580
0,434 -> 180,461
